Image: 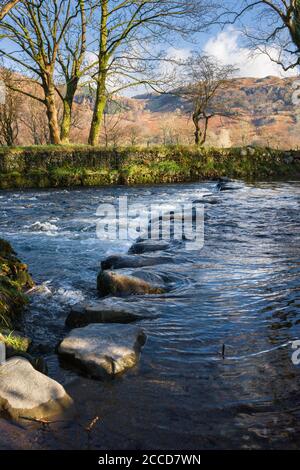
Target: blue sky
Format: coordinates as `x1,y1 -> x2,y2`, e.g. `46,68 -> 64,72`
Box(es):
166,26 -> 298,79
122,24 -> 298,96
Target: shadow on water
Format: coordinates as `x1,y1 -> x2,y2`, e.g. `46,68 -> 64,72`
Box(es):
0,180 -> 300,449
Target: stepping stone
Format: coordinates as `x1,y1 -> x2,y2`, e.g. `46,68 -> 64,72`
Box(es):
58,324 -> 146,379
66,299 -> 157,328
0,357 -> 73,420
101,254 -> 174,270
97,270 -> 165,297
128,240 -> 170,254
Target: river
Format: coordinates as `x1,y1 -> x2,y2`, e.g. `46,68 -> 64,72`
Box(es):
0,180 -> 299,449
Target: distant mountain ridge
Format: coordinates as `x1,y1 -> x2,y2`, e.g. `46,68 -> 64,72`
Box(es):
133,76 -> 298,117
127,76 -> 299,148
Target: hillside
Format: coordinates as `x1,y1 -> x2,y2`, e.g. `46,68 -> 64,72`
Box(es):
72,76 -> 300,148
1,74 -> 299,148
130,76 -> 300,148
136,76 -> 296,114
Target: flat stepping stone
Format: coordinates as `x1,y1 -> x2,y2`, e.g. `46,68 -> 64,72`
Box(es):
101,254 -> 174,270
97,270 -> 165,297
0,357 -> 73,420
58,324 -> 146,379
66,299 -> 158,328
128,240 -> 170,254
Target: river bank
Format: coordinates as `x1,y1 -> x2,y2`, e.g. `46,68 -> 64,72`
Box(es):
0,238 -> 34,355
0,145 -> 299,189
0,238 -> 33,329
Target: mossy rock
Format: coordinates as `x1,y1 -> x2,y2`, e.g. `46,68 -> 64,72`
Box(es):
0,239 -> 34,328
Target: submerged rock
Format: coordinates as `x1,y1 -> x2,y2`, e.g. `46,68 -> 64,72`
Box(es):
0,357 -> 72,420
58,323 -> 146,379
66,299 -> 157,328
101,254 -> 174,270
97,270 -> 165,297
128,240 -> 170,254
201,198 -> 219,205
215,178 -> 240,192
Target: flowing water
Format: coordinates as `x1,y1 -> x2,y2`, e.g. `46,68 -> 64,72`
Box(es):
0,180 -> 300,450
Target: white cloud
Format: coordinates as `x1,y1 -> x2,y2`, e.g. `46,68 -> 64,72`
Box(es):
203,28 -> 298,78
158,46 -> 191,77
165,46 -> 191,62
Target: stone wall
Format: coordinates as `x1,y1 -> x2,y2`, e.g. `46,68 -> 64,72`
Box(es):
0,146 -> 299,189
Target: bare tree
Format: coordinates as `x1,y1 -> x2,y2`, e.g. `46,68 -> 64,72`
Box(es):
100,99 -> 125,147
0,0 -> 82,144
56,0 -> 88,143
21,98 -> 50,145
125,123 -> 142,146
87,0 -> 214,146
159,114 -> 181,145
0,0 -> 19,21
0,69 -> 22,145
220,1 -> 300,71
177,54 -> 236,145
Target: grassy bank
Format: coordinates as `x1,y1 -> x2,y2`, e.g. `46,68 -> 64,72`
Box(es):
0,239 -> 33,331
0,145 -> 299,189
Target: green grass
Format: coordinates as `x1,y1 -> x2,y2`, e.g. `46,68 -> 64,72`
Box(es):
0,330 -> 29,352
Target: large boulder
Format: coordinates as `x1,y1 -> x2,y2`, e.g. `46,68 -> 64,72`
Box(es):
4,349 -> 48,375
66,299 -> 157,328
58,324 -> 146,379
101,254 -> 174,270
97,270 -> 165,297
0,357 -> 73,420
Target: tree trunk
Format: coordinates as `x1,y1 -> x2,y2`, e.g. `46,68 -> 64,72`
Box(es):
200,117 -> 209,146
58,0 -> 86,143
289,5 -> 300,51
88,0 -> 108,147
45,88 -> 61,145
88,73 -> 107,146
193,115 -> 200,145
60,80 -> 78,143
60,99 -> 72,144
